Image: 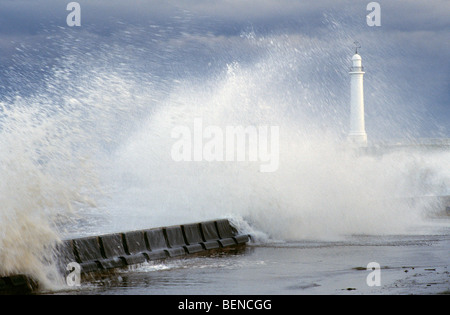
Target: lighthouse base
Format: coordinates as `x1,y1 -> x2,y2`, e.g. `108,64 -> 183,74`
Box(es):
348,132 -> 368,147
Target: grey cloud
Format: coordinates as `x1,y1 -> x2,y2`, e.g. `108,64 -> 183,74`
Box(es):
0,0 -> 448,136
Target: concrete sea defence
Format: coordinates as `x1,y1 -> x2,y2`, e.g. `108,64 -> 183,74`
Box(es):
0,218 -> 250,294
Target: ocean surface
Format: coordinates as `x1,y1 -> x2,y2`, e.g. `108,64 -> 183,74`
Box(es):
40,216 -> 449,295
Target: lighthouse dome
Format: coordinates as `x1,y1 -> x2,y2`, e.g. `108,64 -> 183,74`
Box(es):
351,54 -> 362,68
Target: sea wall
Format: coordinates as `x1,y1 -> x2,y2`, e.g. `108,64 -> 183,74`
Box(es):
0,218 -> 250,294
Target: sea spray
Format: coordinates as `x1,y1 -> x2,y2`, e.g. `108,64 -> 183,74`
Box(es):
0,54 -> 153,287
103,33 -> 449,241
1,12 -> 448,290
0,98 -> 95,288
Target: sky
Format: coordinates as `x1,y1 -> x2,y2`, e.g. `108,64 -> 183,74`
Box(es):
0,0 -> 449,138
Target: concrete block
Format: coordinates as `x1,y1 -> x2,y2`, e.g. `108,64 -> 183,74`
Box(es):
56,239 -> 76,261
54,239 -> 77,274
215,219 -> 237,246
202,241 -> 220,249
99,257 -> 125,270
0,278 -> 7,291
164,226 -> 187,257
145,228 -> 167,250
201,221 -> 220,240
122,231 -> 148,265
183,243 -> 204,254
80,261 -> 100,273
182,223 -> 203,244
145,228 -> 169,260
216,219 -> 249,244
73,236 -> 104,273
200,221 -> 220,249
218,238 -> 236,247
145,250 -> 168,261
99,234 -> 127,269
182,223 -> 205,253
9,275 -> 27,287
0,276 -> 37,293
123,231 -> 147,254
73,236 -> 103,263
123,254 -> 146,265
100,234 -> 126,258
234,234 -> 250,244
165,226 -> 186,248
216,219 -> 235,238
166,247 -> 186,257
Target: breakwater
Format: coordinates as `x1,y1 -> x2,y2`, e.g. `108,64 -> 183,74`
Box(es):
0,218 -> 250,294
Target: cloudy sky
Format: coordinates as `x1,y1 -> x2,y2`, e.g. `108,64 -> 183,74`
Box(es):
0,0 -> 449,138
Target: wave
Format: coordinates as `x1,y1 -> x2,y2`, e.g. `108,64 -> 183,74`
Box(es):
0,23 -> 448,290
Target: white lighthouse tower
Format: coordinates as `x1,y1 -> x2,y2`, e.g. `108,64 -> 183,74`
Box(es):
348,42 -> 367,147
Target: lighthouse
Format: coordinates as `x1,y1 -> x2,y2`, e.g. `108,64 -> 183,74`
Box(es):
348,43 -> 367,147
